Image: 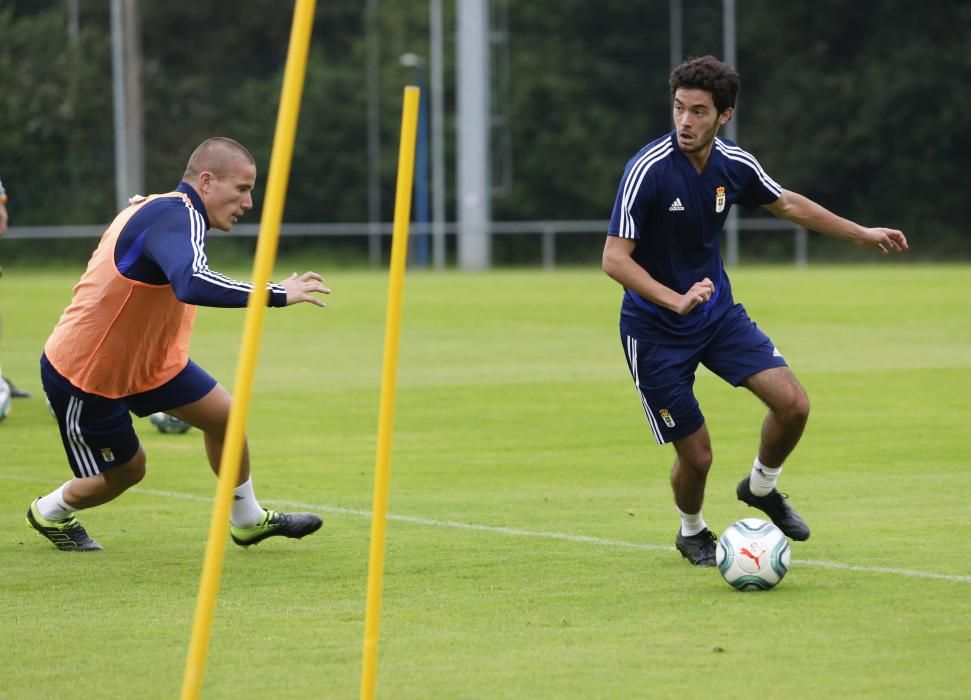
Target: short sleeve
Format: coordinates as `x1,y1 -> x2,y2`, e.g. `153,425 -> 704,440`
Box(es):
608,163 -> 655,240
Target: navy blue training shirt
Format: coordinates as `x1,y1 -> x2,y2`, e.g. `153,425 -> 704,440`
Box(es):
113,182 -> 287,307
608,131 -> 782,344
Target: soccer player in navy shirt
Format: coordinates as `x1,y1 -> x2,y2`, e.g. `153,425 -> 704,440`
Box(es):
602,56 -> 908,566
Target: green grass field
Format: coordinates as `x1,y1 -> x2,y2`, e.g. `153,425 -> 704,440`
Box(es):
1,262 -> 969,699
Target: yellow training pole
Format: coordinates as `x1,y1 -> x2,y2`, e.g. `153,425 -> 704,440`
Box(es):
179,2 -> 316,698
360,85 -> 421,700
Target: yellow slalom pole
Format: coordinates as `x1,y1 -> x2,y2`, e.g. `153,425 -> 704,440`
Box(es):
360,85 -> 421,700
179,2 -> 316,698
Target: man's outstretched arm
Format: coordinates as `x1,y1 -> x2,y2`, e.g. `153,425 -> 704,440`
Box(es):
764,189 -> 908,255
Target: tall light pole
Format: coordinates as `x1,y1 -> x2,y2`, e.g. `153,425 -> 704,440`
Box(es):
366,0 -> 382,265
670,0 -> 682,70
723,0 -> 739,267
111,0 -> 143,211
400,53 -> 430,267
429,0 -> 447,269
456,0 -> 490,271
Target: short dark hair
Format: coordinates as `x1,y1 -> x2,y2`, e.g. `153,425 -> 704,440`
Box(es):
670,55 -> 740,114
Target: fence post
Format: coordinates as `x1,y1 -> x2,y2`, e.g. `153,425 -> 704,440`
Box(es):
542,224 -> 555,270
795,226 -> 808,267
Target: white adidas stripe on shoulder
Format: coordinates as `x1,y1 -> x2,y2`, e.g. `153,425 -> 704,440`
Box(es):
714,139 -> 782,197
621,139 -> 671,209
620,141 -> 674,238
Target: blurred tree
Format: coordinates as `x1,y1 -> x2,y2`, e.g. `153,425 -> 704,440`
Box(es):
0,2 -> 113,224
498,1 -> 669,220
0,0 -> 968,257
737,0 -> 971,256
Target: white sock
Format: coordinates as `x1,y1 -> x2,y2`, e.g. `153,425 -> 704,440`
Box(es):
678,508 -> 707,537
749,457 -> 782,497
231,478 -> 265,528
37,482 -> 76,521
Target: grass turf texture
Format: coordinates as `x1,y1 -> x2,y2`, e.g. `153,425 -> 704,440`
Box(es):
1,263 -> 969,699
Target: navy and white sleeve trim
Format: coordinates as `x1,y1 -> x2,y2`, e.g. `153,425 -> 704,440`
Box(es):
617,140 -> 674,239
185,207 -> 287,306
714,140 -> 783,198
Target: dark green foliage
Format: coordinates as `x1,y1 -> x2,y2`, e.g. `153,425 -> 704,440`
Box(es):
1,1 -> 968,256
0,2 -> 114,224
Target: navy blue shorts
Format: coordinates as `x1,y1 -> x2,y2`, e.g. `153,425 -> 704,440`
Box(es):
620,304 -> 787,445
40,354 -> 217,477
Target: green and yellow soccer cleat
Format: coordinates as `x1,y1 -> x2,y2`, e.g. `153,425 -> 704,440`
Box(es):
26,499 -> 103,552
230,509 -> 323,547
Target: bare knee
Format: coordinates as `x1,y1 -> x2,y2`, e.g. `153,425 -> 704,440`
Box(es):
684,449 -> 713,475
109,450 -> 147,489
676,443 -> 713,476
780,389 -> 810,428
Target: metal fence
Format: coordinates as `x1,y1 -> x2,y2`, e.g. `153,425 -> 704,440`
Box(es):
4,219 -> 808,268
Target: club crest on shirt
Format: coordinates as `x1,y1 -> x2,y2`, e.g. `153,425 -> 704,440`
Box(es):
658,408 -> 676,428
715,186 -> 726,213
100,447 -> 116,462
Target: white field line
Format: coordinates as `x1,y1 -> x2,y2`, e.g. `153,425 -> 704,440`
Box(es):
11,476 -> 970,584
142,486 -> 971,584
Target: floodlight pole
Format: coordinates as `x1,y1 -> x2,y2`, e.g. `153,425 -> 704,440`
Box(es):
366,0 -> 382,266
670,0 -> 682,70
456,0 -> 491,271
723,0 -> 739,267
110,0 -> 144,211
430,0 -> 447,269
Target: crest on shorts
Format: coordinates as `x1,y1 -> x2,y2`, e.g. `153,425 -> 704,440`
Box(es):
658,408 -> 676,428
100,447 -> 116,462
715,186 -> 726,213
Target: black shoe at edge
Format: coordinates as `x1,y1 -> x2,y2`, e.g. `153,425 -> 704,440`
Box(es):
675,528 -> 718,567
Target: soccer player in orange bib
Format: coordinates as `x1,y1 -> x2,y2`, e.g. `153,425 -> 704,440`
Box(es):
28,138 -> 330,551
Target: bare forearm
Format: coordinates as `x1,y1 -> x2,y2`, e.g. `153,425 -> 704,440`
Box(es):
603,248 -> 681,312
765,189 -> 908,255
601,237 -> 714,314
766,190 -> 864,242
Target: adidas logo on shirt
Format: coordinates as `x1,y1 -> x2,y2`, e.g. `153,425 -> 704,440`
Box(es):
668,197 -> 684,212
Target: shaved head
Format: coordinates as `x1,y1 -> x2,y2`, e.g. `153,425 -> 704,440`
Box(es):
182,137 -> 256,181
182,137 -> 257,230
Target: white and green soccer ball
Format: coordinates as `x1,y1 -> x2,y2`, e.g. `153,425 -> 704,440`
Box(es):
0,378 -> 11,422
716,518 -> 791,591
149,412 -> 192,434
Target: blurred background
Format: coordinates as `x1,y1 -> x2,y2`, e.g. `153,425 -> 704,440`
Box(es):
1,0 -> 969,267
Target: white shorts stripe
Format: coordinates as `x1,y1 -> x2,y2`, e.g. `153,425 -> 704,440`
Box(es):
66,396 -> 100,477
625,335 -> 664,444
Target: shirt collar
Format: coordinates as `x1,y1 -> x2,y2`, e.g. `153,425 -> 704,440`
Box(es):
177,181 -> 210,229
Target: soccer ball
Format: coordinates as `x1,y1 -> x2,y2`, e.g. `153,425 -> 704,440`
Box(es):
0,378 -> 11,422
149,412 -> 192,434
716,518 -> 791,591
